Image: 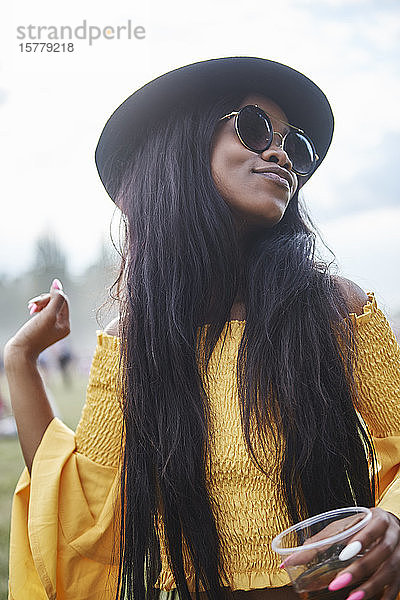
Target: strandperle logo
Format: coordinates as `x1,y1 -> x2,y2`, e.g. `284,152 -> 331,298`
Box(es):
16,19 -> 146,46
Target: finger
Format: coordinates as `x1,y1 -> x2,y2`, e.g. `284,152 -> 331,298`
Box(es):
28,299 -> 51,314
381,582 -> 400,600
349,525 -> 399,578
283,530 -> 348,567
51,278 -> 63,291
57,292 -> 70,325
48,287 -> 68,313
343,509 -> 391,556
27,293 -> 51,305
29,296 -> 59,315
281,544 -> 321,567
29,303 -> 39,315
350,508 -> 392,549
344,548 -> 400,600
281,536 -> 333,567
328,526 -> 400,595
29,289 -> 69,319
282,515 -> 368,568
310,516 -> 363,543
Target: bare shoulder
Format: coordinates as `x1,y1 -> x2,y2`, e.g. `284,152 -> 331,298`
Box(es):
103,316 -> 120,337
332,275 -> 369,316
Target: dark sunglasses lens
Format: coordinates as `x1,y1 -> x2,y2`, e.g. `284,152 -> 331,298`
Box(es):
284,131 -> 315,175
236,106 -> 272,152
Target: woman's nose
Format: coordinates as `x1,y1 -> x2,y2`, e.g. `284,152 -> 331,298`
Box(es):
260,132 -> 293,171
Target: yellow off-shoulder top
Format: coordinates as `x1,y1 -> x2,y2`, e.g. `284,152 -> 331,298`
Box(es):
8,292 -> 400,600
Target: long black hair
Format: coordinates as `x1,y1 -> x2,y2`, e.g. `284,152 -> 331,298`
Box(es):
104,90 -> 377,600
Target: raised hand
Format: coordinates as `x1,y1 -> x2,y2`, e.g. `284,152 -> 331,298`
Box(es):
5,278 -> 70,361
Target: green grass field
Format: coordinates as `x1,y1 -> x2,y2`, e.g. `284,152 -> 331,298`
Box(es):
0,370 -> 88,600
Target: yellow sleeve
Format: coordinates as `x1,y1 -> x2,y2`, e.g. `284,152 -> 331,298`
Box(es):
8,332 -> 124,600
350,293 -> 400,521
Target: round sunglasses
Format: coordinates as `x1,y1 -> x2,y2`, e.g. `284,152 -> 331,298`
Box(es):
218,104 -> 319,176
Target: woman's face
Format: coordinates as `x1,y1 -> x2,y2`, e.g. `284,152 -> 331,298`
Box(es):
210,94 -> 299,230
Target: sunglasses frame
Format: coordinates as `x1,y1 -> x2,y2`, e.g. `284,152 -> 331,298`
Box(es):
218,104 -> 319,176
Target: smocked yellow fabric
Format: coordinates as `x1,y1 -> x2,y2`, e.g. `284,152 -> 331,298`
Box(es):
8,292 -> 400,599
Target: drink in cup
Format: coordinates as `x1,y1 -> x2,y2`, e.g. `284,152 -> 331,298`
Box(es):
271,507 -> 380,600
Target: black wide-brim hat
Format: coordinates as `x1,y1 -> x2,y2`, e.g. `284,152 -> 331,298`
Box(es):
95,56 -> 334,203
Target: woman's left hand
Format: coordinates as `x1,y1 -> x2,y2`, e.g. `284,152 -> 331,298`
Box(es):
329,507 -> 400,600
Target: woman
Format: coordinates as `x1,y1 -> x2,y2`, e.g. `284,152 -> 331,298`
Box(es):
5,57 -> 400,600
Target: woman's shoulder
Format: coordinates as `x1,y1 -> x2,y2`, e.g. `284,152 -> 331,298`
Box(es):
331,275 -> 369,317
103,316 -> 120,337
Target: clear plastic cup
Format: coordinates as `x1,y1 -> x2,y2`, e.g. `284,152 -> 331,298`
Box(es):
271,507 -> 373,600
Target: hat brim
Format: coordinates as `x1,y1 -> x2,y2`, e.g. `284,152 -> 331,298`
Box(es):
95,56 -> 334,203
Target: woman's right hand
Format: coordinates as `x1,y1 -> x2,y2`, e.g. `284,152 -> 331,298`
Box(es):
4,278 -> 70,361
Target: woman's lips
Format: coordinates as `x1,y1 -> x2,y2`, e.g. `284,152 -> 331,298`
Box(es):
255,172 -> 290,189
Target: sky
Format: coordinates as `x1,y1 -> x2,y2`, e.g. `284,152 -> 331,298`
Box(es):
1,0 -> 400,315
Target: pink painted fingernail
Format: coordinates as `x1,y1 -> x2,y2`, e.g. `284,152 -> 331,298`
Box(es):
328,572 -> 353,591
29,303 -> 38,315
51,278 -> 62,290
346,591 -> 365,600
279,557 -> 290,569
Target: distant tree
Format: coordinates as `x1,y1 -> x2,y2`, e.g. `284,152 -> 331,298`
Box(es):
33,233 -> 68,273
26,231 -> 71,293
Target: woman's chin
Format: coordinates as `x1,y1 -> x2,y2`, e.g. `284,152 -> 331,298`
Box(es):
262,195 -> 290,224
228,194 -> 290,230
248,201 -> 288,228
